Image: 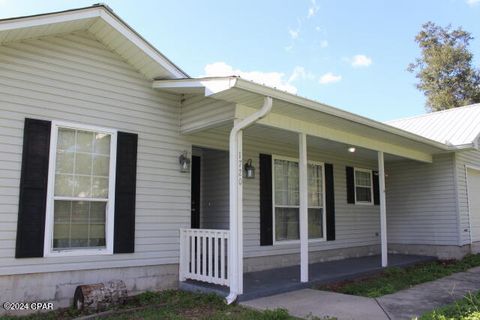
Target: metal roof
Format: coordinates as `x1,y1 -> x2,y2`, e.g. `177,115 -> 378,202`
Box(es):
386,103 -> 480,147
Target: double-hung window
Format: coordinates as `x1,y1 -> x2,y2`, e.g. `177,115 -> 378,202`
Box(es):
354,168 -> 373,204
273,157 -> 326,242
44,122 -> 117,256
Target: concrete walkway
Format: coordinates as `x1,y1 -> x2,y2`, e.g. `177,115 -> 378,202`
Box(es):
378,266 -> 480,319
242,289 -> 389,320
241,266 -> 480,320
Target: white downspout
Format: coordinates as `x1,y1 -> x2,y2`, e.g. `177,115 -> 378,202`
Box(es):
226,96 -> 273,304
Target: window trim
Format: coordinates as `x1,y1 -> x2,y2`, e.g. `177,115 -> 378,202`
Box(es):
353,167 -> 374,205
271,155 -> 327,245
43,121 -> 117,257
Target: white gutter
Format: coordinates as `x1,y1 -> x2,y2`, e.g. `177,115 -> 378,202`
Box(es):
226,96 -> 273,304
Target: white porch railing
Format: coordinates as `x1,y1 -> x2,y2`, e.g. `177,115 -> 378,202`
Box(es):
179,228 -> 229,286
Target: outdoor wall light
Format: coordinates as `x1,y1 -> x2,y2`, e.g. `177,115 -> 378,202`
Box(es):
244,159 -> 256,179
348,147 -> 356,153
179,151 -> 191,173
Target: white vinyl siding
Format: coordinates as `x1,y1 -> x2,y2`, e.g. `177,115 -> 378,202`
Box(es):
455,149 -> 480,245
385,153 -> 459,245
0,31 -> 191,275
181,95 -> 236,134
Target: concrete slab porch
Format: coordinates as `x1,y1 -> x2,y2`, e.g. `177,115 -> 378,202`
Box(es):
180,253 -> 435,301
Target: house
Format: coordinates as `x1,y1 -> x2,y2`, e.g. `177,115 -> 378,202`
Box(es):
1,4 -> 480,310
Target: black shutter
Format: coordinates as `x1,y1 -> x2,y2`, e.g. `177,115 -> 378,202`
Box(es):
346,166 -> 355,204
373,171 -> 380,205
114,132 -> 138,254
325,163 -> 335,241
259,154 -> 273,246
15,118 -> 51,258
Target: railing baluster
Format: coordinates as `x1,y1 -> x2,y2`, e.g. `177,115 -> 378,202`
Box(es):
202,234 -> 207,280
196,232 -> 201,280
214,233 -> 219,280
220,233 -> 225,283
208,232 -> 213,278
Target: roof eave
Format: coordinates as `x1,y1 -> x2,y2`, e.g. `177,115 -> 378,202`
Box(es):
153,77 -> 452,152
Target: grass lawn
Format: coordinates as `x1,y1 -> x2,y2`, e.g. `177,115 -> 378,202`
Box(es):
317,254 -> 480,298
419,291 -> 480,320
1,290 -> 302,320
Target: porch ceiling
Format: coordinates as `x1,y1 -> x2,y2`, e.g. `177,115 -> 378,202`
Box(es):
191,124 -> 407,163
245,125 -> 406,162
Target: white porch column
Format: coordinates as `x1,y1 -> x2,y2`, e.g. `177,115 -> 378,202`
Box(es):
228,126 -> 239,298
299,133 -> 309,282
378,151 -> 388,267
237,131 -> 244,294
228,126 -> 244,296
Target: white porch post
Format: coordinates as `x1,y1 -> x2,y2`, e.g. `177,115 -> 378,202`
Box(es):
228,125 -> 239,298
378,151 -> 388,267
237,131 -> 244,294
229,127 -> 244,295
299,133 -> 309,282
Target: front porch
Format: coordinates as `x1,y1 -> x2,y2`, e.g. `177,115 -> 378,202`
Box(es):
153,76 -> 451,302
180,253 -> 435,301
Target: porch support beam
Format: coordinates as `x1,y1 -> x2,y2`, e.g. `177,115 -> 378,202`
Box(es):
235,105 -> 434,163
378,151 -> 388,267
299,133 -> 309,282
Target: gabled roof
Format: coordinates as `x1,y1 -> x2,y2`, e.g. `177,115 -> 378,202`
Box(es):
386,103 -> 480,148
0,4 -> 188,80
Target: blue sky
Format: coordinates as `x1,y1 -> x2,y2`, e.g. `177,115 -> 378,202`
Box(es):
1,0 -> 479,121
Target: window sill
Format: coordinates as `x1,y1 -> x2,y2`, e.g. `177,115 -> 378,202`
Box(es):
273,238 -> 326,245
44,248 -> 113,257
354,201 -> 374,206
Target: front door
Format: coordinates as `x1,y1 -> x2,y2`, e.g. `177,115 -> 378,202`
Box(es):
191,155 -> 201,229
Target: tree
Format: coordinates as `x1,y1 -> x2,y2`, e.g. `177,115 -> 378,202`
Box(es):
408,22 -> 480,111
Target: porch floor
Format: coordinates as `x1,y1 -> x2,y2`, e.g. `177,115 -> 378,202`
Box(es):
180,254 -> 436,302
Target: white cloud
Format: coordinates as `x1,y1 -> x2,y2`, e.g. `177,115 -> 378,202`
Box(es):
202,62 -> 298,93
289,28 -> 299,40
320,40 -> 329,48
467,0 -> 480,6
307,0 -> 320,18
288,66 -> 315,83
350,54 -> 373,68
319,72 -> 342,84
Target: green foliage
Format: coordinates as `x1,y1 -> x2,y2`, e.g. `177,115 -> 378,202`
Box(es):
408,21 -> 480,111
420,291 -> 480,320
319,254 -> 480,298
